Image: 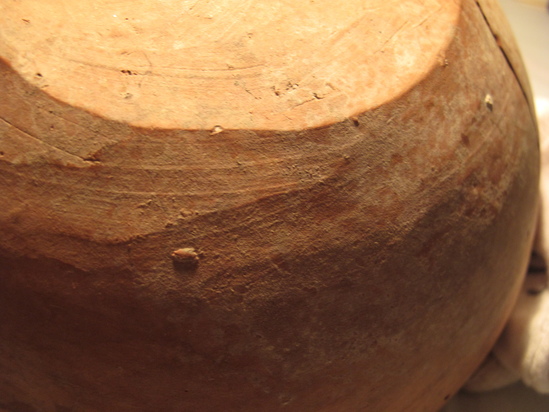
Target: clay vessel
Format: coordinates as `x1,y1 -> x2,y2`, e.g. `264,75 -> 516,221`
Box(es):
0,0 -> 539,411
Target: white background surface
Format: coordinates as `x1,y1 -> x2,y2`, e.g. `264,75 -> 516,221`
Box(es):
443,1 -> 549,410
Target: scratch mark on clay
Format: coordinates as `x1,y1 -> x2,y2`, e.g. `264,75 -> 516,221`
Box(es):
0,116 -> 96,165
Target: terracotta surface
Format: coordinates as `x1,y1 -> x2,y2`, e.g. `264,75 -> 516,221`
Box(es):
0,1 -> 540,411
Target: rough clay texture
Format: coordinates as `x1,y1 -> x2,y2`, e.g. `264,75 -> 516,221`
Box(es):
0,1 -> 540,411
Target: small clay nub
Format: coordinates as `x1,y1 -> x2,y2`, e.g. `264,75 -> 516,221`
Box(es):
171,248 -> 199,266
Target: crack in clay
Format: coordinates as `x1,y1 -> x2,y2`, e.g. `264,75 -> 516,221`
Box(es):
0,115 -> 96,166
474,0 -> 535,124
374,22 -> 408,55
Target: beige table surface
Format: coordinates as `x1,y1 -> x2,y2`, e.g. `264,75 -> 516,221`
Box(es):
443,0 -> 549,410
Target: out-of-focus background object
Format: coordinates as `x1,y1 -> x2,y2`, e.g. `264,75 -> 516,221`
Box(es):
515,0 -> 548,8
503,0 -> 549,141
444,382 -> 549,412
444,0 -> 549,409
